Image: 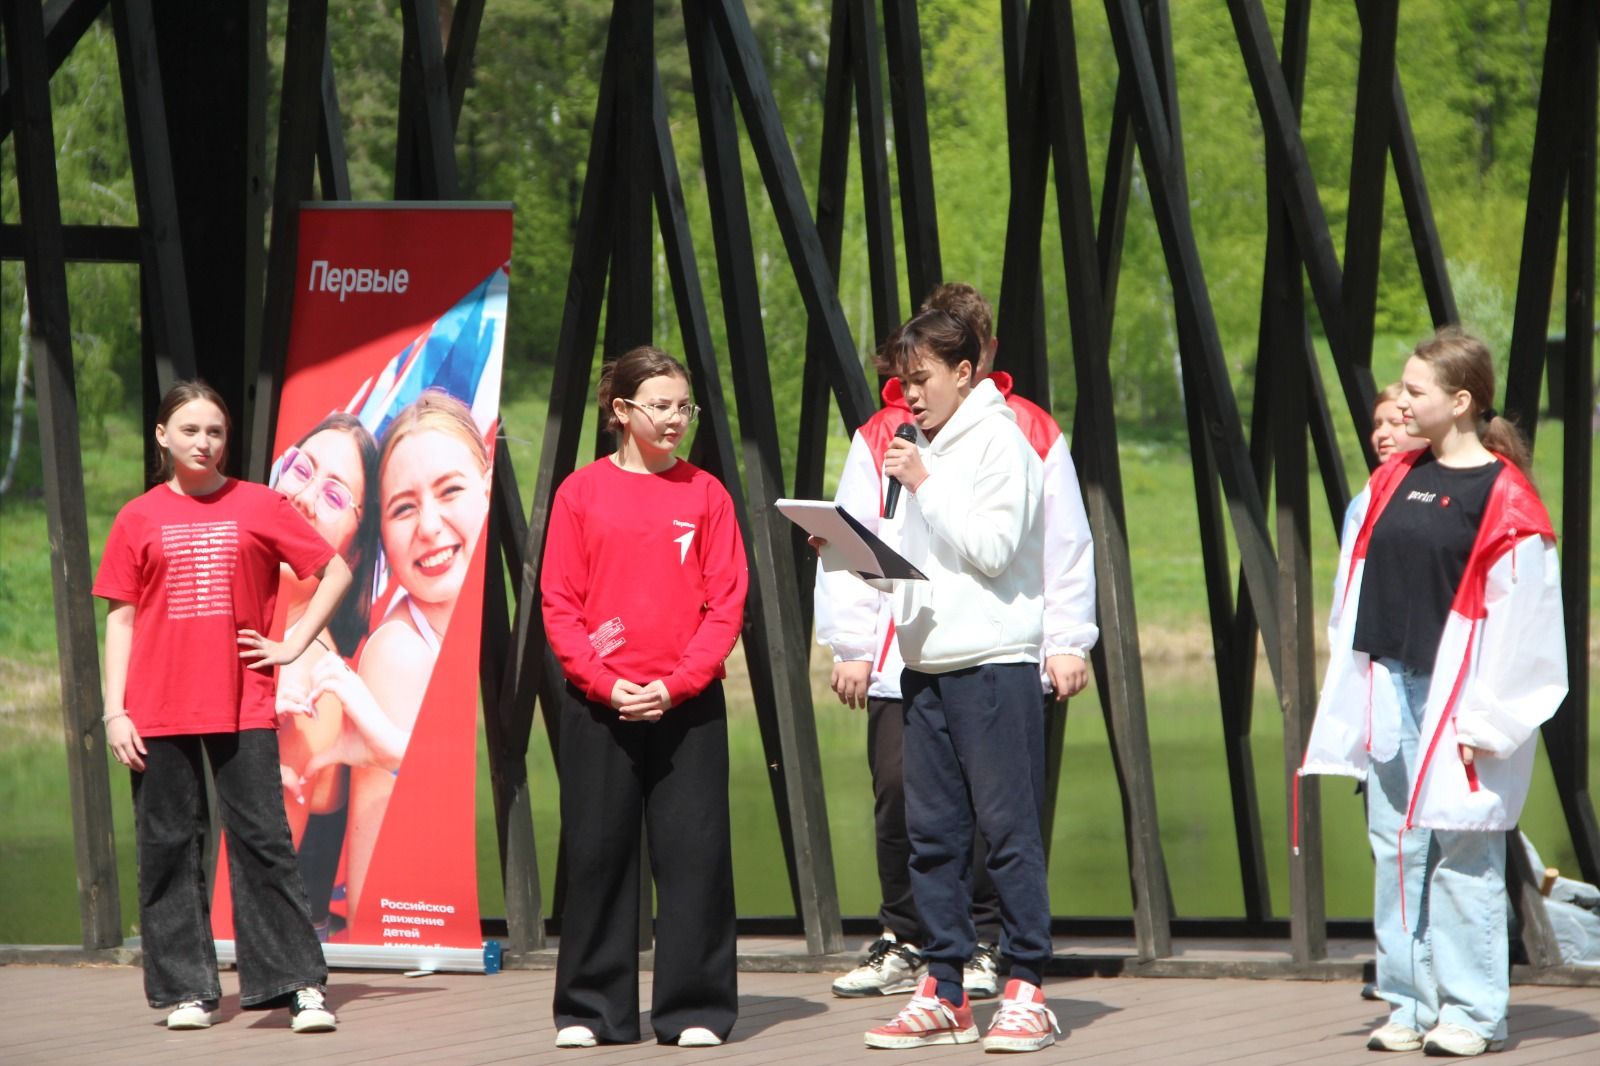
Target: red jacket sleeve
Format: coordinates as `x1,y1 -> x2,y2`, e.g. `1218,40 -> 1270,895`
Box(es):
662,478 -> 748,705
539,480 -> 623,703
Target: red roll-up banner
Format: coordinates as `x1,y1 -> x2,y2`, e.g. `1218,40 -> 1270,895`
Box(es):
212,203 -> 512,969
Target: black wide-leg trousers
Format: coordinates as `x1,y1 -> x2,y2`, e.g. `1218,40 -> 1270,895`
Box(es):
552,680 -> 738,1044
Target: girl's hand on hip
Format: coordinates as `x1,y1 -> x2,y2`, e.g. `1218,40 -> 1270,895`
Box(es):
106,714 -> 146,772
238,628 -> 299,669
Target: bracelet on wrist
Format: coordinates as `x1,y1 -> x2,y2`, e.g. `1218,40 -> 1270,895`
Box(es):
102,711 -> 129,723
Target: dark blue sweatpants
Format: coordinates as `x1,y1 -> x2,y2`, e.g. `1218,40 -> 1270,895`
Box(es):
901,663 -> 1052,988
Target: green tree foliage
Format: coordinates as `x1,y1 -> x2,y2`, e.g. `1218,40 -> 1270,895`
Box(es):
1,0 -> 1576,476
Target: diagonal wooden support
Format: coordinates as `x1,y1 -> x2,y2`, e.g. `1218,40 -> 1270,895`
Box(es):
1104,0 -> 1284,690
701,0 -> 874,434
880,0 -> 940,304
111,0 -> 198,391
245,0 -> 327,481
685,0 -> 843,956
495,8 -> 630,957
1505,0 -> 1585,441
0,0 -> 109,142
2,0 -> 122,950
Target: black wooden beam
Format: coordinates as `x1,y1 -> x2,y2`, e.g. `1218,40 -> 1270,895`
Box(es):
244,0 -> 326,480
1225,0 -> 1377,467
2,0 -> 123,950
848,0 -> 901,347
652,55 -> 812,921
1550,0 -> 1600,885
794,0 -> 856,619
496,15 -> 628,953
702,0 -> 874,435
1505,0 -> 1584,442
880,0 -> 940,304
444,0 -> 485,126
395,0 -> 459,200
316,36 -> 351,201
0,0 -> 109,143
1387,73 -> 1458,325
1104,0 -> 1284,688
602,0 -> 653,361
1340,0 -> 1398,373
687,0 -> 844,955
111,0 -> 198,391
0,222 -> 141,262
1045,0 -> 1172,959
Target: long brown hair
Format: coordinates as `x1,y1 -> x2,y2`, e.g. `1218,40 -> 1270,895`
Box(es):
291,413 -> 380,656
597,346 -> 691,433
153,379 -> 231,484
1409,327 -> 1532,476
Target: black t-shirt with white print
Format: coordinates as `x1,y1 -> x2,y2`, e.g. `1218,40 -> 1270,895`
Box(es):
1353,451 -> 1503,671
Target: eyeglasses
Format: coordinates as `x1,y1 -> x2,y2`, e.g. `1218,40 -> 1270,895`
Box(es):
621,398 -> 701,423
276,446 -> 361,517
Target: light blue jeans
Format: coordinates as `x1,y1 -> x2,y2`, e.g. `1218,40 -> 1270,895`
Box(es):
1367,660 -> 1508,1041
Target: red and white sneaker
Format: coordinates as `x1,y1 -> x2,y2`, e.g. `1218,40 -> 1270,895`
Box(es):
981,979 -> 1060,1053
863,975 -> 978,1049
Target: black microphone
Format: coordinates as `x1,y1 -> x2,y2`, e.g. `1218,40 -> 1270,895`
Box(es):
883,422 -> 918,519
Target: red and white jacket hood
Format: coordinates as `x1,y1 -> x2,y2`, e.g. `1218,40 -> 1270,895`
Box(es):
813,373 -> 1098,697
1300,449 -> 1566,833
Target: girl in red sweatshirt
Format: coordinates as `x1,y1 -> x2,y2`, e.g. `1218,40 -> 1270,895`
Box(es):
540,345 -> 748,1049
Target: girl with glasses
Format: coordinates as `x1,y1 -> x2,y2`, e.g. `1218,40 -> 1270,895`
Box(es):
268,413 -> 381,941
95,380 -> 351,1033
541,345 -> 747,1049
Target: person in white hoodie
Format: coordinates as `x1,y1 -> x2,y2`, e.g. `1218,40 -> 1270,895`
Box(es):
1300,327 -> 1566,1058
816,284 -> 1096,1003
858,309 -> 1059,1054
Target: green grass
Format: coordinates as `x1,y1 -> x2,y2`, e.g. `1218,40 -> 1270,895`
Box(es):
2,381 -> 1596,943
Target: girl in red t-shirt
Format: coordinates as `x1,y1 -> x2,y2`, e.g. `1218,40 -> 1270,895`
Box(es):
541,346 -> 748,1049
95,381 -> 353,1033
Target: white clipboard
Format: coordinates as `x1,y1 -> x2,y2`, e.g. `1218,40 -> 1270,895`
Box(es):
775,499 -> 928,580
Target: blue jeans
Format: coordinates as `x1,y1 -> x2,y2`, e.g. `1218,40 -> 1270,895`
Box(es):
133,730 -> 327,1009
901,664 -> 1052,985
1367,660 -> 1508,1040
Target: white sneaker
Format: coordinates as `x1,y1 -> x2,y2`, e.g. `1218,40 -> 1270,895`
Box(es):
831,933 -> 925,998
981,979 -> 1060,1053
165,999 -> 219,1030
677,1026 -> 723,1047
1422,1023 -> 1505,1056
289,986 -> 337,1033
555,1025 -> 598,1048
1367,1022 -> 1425,1051
963,941 -> 1001,999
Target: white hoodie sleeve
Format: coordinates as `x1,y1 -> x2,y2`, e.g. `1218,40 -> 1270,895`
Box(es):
812,430 -> 885,662
1327,486 -> 1369,648
1039,435 -> 1098,655
1451,533 -> 1567,757
916,430 -> 1039,579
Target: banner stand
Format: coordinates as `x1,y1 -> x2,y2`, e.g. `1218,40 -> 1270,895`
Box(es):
212,939 -> 490,974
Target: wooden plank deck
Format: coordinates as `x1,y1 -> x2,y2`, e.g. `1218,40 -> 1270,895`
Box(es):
3,948 -> 1597,1065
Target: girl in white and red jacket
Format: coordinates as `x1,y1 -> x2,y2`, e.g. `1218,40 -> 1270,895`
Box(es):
540,345 -> 748,1050
1301,328 -> 1566,1058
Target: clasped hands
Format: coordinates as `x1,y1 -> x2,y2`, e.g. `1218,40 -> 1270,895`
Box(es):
610,679 -> 672,722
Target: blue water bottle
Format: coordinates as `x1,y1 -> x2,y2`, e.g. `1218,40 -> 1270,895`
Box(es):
483,938 -> 503,974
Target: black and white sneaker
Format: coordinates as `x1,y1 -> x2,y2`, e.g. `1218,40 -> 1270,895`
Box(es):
166,999 -> 219,1030
831,933 -> 926,998
963,941 -> 1002,1000
289,986 -> 337,1033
